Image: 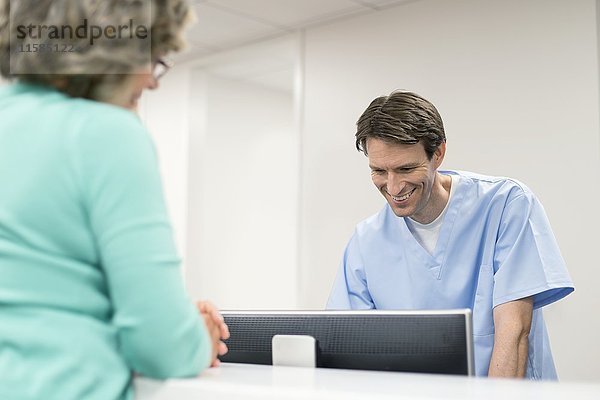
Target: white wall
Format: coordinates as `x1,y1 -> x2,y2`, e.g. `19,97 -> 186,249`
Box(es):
299,0 -> 600,381
184,72 -> 298,309
139,68 -> 192,267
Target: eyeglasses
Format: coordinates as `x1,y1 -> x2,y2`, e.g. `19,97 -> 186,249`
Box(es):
152,58 -> 173,80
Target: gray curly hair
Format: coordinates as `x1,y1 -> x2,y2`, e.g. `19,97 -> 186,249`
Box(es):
0,0 -> 192,99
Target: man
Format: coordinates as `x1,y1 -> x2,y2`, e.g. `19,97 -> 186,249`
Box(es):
327,91 -> 574,379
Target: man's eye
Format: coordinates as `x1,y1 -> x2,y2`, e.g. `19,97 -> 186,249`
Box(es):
371,170 -> 385,175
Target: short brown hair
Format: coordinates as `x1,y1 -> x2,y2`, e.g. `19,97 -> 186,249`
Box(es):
355,91 -> 446,160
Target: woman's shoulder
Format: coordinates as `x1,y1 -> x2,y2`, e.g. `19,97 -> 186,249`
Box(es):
71,97 -> 143,129
64,98 -> 149,149
2,81 -> 144,133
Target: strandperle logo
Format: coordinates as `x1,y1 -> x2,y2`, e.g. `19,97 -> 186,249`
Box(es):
9,0 -> 152,75
15,18 -> 148,46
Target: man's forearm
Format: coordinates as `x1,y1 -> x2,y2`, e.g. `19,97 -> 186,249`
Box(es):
488,297 -> 533,378
488,330 -> 529,377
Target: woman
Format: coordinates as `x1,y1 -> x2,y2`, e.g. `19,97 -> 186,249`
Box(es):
0,1 -> 228,399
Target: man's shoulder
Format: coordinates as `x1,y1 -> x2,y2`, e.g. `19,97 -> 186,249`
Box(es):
444,170 -> 534,199
354,205 -> 394,238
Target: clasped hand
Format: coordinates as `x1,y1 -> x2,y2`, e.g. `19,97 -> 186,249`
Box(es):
196,301 -> 230,367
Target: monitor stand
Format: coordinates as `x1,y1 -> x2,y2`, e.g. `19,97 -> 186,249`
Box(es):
272,335 -> 317,368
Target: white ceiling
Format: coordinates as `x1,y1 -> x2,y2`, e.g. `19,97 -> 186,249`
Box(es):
182,0 -> 416,59
177,0 -> 416,94
199,36 -> 299,94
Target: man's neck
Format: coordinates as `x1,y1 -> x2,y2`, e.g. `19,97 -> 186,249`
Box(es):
410,173 -> 452,225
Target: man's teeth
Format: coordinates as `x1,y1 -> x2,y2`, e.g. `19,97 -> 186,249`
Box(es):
392,189 -> 414,201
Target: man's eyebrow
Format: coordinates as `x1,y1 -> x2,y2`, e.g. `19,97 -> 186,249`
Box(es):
394,162 -> 421,169
369,162 -> 422,170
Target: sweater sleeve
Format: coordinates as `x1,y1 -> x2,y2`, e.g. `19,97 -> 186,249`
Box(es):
72,105 -> 211,378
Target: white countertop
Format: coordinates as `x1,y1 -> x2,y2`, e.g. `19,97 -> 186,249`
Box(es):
135,362 -> 600,400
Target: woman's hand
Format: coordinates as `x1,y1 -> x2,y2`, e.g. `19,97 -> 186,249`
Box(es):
196,301 -> 230,367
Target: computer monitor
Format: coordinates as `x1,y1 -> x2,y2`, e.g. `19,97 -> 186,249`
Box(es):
219,309 -> 474,376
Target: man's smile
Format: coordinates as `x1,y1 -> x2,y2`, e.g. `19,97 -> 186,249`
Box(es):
389,188 -> 416,202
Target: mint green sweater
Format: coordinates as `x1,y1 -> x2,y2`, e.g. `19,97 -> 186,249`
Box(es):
0,83 -> 211,400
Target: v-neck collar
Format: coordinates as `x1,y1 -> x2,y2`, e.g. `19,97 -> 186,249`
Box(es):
396,171 -> 468,279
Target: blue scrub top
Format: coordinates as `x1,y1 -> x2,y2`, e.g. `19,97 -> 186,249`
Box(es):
327,170 -> 574,379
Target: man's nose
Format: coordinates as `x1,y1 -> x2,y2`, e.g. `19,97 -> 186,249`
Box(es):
386,173 -> 406,195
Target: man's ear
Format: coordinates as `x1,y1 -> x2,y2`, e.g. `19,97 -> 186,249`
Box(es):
433,142 -> 446,168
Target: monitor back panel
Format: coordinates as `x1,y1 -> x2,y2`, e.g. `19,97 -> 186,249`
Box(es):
219,311 -> 472,375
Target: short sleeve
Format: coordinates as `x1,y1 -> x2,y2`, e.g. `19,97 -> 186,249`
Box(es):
327,230 -> 374,310
71,105 -> 211,378
492,190 -> 574,309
